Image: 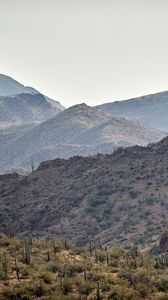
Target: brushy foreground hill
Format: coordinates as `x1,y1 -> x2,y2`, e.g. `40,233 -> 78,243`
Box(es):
0,232 -> 168,300
97,91 -> 168,131
0,104 -> 165,173
1,136 -> 168,247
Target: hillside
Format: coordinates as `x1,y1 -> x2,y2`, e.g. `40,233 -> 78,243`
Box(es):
97,91 -> 168,131
0,104 -> 164,173
0,136 -> 168,248
0,93 -> 61,130
71,117 -> 163,148
0,233 -> 168,300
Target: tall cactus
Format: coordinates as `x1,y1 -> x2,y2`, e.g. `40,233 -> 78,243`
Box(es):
84,269 -> 87,281
46,239 -> 50,262
96,282 -> 100,300
14,254 -> 20,280
2,253 -> 8,280
21,238 -> 31,264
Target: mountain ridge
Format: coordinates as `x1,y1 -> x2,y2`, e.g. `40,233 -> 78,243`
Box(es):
1,135 -> 168,247
96,91 -> 168,131
0,103 -> 165,173
0,73 -> 64,111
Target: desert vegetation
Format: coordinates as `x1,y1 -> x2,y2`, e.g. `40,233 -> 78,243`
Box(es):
0,230 -> 168,299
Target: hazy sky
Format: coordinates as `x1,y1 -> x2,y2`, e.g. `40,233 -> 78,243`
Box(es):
0,0 -> 168,107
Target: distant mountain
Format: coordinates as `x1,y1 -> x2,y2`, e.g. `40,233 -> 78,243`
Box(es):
71,117 -> 163,148
96,91 -> 168,131
0,103 -> 165,173
0,74 -> 65,135
1,136 -> 168,247
0,93 -> 63,135
0,74 -> 30,96
0,74 -> 64,111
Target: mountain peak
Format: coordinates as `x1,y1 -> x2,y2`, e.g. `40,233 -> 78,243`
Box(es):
0,73 -> 27,96
67,103 -> 89,110
59,103 -> 112,123
0,73 -> 64,111
66,102 -> 106,114
0,74 -> 65,131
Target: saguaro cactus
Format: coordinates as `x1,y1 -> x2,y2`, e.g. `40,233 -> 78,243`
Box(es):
2,253 -> 8,280
21,239 -> 31,264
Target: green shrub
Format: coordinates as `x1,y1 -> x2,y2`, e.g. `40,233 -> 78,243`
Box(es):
135,283 -> 150,297
108,285 -> 139,300
61,278 -> 74,295
29,280 -> 48,297
38,271 -> 52,284
77,280 -> 95,295
155,275 -> 168,292
2,285 -> 32,300
19,266 -> 29,278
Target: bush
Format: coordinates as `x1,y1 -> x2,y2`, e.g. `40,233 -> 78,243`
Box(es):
29,280 -> 48,297
155,275 -> 168,292
129,190 -> 139,199
108,285 -> 139,300
77,281 -> 95,295
135,283 -> 150,298
50,294 -> 79,300
0,236 -> 11,247
101,283 -> 111,292
61,278 -> 74,295
48,262 -> 62,273
19,266 -> 29,278
38,271 -> 52,284
2,285 -> 32,300
63,262 -> 85,276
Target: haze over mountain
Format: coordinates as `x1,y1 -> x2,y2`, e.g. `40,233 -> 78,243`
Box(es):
0,73 -> 168,248
0,74 -> 167,174
97,91 -> 168,131
1,136 -> 168,247
0,93 -> 62,132
0,74 -> 64,134
0,74 -> 64,110
0,103 -> 164,173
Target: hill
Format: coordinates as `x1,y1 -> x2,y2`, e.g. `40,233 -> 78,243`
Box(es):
0,93 -> 62,131
0,136 -> 168,248
0,233 -> 168,300
97,91 -> 168,131
0,104 -> 164,173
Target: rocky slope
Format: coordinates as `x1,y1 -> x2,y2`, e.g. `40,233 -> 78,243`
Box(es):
0,104 -> 164,173
97,91 -> 168,131
1,136 -> 168,247
0,93 -> 61,130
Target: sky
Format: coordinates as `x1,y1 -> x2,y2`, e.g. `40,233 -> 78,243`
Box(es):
0,0 -> 168,108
